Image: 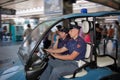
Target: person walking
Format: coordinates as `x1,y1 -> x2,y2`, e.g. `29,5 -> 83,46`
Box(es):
0,27 -> 3,41
23,24 -> 32,46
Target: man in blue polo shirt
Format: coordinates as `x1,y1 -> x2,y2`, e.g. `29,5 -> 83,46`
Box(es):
53,27 -> 70,55
39,24 -> 86,80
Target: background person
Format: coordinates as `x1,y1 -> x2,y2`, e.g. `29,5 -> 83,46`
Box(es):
23,24 -> 32,45
23,24 -> 32,38
114,21 -> 119,41
51,25 -> 62,47
95,23 -> 102,54
0,27 -> 3,41
83,32 -> 91,43
2,26 -> 7,41
102,25 -> 107,39
107,24 -> 114,40
113,21 -> 119,50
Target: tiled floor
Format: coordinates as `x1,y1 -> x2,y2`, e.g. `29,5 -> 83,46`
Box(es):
0,41 -> 22,46
0,41 -> 22,75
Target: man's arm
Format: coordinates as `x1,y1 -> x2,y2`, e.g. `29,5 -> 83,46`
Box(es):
53,36 -> 59,49
51,51 -> 79,60
45,47 -> 68,54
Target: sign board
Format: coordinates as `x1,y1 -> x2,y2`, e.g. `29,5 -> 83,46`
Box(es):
0,8 -> 16,15
44,0 -> 63,14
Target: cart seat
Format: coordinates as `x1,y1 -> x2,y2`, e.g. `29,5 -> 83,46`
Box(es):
97,56 -> 115,67
63,68 -> 87,78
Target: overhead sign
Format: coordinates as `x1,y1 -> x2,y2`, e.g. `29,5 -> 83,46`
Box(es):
0,8 -> 16,15
44,0 -> 63,14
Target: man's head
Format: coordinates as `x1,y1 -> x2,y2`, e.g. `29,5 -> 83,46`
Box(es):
55,25 -> 63,34
69,25 -> 81,39
56,25 -> 62,31
58,28 -> 69,39
114,20 -> 119,25
27,24 -> 31,28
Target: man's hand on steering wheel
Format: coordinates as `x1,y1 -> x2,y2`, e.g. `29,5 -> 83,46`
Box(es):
45,49 -> 53,53
44,49 -> 56,59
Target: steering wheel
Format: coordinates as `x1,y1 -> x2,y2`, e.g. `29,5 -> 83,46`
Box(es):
32,48 -> 56,67
31,48 -> 50,67
40,48 -> 55,59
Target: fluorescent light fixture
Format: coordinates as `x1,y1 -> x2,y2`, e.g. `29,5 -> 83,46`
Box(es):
16,7 -> 43,15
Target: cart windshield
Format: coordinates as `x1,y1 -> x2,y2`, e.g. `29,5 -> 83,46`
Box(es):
18,19 -> 58,65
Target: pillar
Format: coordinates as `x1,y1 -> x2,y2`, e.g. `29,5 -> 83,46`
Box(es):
63,0 -> 75,27
0,7 -> 1,28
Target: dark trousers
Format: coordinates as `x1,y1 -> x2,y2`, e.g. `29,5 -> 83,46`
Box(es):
0,32 -> 3,40
39,59 -> 78,80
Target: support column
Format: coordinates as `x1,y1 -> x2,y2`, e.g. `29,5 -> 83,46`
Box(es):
63,0 -> 73,14
0,7 -> 2,41
63,0 -> 73,27
0,7 -> 1,28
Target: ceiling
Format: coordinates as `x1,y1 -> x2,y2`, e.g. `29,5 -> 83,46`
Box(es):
87,0 -> 120,10
0,0 -> 43,10
0,0 -> 120,18
0,0 -> 120,10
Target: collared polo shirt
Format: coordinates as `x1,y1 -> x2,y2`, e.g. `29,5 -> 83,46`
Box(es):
65,36 -> 86,60
58,37 -> 69,55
